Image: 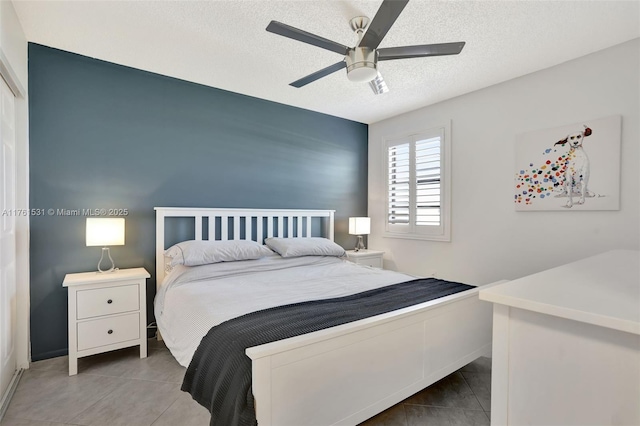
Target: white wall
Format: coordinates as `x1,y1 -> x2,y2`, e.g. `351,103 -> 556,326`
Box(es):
0,0 -> 26,93
368,39 -> 639,284
0,0 -> 29,368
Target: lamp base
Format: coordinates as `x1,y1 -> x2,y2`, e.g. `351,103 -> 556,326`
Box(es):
97,247 -> 118,273
354,235 -> 366,252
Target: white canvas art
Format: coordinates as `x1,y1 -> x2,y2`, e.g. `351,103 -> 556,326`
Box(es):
514,115 -> 621,211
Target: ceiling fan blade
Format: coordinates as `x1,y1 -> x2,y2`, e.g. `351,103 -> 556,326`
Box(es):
266,21 -> 349,56
358,0 -> 409,50
378,42 -> 466,61
290,61 -> 346,88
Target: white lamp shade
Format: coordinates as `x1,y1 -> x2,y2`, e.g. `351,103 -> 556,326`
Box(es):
348,217 -> 371,235
86,218 -> 125,246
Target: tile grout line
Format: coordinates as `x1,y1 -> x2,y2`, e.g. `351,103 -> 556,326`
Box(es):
402,402 -> 487,411
66,374 -> 182,426
3,346 -> 186,426
1,416 -> 85,426
461,370 -> 492,413
399,403 -> 409,426
460,370 -> 487,414
81,371 -> 183,385
149,394 -> 182,426
66,375 -> 134,426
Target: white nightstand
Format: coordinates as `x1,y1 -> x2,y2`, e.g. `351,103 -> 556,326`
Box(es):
63,267 -> 150,375
345,250 -> 385,269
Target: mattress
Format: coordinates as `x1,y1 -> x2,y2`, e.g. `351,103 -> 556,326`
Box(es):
154,254 -> 415,366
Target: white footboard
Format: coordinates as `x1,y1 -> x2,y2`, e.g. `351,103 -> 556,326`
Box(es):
246,281 -> 504,426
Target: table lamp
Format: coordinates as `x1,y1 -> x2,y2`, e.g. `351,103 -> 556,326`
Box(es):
348,217 -> 370,252
86,218 -> 125,273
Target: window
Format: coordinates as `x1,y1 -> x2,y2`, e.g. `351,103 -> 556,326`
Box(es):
385,124 -> 450,241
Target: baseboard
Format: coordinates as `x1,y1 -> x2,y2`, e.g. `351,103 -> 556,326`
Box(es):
0,368 -> 24,422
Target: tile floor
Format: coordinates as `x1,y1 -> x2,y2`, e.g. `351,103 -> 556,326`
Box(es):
1,339 -> 491,426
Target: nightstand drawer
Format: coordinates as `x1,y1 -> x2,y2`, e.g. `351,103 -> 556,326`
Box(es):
76,284 -> 139,319
77,313 -> 140,351
356,258 -> 383,268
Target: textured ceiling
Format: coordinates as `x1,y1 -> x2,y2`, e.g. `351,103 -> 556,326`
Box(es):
13,0 -> 640,124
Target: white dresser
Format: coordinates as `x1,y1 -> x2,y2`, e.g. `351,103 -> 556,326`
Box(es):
479,250 -> 640,425
63,267 -> 150,375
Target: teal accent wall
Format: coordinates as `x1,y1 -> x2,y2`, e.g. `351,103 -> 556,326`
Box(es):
29,43 -> 368,361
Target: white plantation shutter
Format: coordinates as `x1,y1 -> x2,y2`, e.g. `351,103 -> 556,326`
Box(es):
385,125 -> 450,241
387,142 -> 410,225
415,137 -> 441,226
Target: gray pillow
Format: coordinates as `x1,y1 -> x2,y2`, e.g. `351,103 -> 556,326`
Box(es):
264,237 -> 345,258
165,240 -> 273,266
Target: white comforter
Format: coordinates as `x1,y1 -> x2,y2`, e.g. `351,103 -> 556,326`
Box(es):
155,254 -> 415,366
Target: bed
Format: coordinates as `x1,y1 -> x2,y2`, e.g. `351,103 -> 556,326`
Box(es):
154,207 -> 499,426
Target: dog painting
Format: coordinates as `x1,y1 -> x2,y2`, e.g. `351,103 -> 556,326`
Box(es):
514,116 -> 621,211
554,125 -> 593,208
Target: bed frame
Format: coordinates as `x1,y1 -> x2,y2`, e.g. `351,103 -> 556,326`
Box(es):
155,207 -> 499,426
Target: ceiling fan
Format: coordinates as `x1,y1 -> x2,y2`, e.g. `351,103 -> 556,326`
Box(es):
266,0 -> 465,94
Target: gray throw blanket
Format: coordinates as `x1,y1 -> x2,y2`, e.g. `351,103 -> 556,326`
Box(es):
181,278 -> 474,426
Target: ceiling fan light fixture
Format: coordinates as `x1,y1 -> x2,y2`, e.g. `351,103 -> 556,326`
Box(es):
347,64 -> 378,82
346,47 -> 377,82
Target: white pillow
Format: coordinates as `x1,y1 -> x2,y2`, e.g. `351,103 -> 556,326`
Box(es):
164,240 -> 273,267
264,237 -> 345,258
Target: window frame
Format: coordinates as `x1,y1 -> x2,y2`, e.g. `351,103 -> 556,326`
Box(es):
383,123 -> 451,242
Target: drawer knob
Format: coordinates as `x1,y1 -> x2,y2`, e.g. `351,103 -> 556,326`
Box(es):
107,299 -> 113,304
107,329 -> 113,335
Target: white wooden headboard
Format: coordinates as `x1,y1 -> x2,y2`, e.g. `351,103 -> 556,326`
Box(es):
155,207 -> 335,287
